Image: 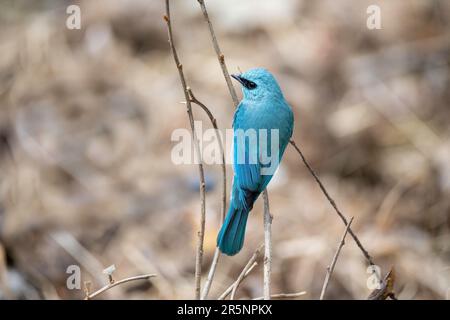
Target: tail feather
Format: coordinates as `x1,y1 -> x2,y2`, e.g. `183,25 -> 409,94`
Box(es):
218,184 -> 259,255
217,205 -> 249,256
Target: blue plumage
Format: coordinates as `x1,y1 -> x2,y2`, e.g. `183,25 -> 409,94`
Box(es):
217,68 -> 294,256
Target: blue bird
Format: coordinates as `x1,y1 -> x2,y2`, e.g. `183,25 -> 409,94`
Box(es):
217,68 -> 294,256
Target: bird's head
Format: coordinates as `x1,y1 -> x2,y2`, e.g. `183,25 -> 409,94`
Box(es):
232,68 -> 283,101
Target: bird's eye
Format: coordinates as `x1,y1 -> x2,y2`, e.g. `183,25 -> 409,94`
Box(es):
247,81 -> 257,90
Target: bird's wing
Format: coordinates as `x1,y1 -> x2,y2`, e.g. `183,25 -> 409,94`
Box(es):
233,133 -> 261,192
232,99 -> 292,194
232,101 -> 264,193
234,164 -> 261,191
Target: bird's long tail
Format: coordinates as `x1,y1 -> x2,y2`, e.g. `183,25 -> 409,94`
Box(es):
217,205 -> 249,256
217,189 -> 258,256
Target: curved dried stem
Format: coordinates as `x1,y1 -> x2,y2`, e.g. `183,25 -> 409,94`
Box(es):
197,0 -> 239,107
164,0 -> 206,299
85,274 -> 156,300
187,88 -> 227,300
188,88 -> 226,224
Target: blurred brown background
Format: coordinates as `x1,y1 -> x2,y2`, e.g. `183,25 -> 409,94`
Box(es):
0,0 -> 449,299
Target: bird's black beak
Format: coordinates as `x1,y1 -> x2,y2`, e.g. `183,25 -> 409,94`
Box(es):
231,74 -> 245,86
232,74 -> 258,90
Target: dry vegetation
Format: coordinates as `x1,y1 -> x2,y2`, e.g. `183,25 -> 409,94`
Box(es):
0,0 -> 449,299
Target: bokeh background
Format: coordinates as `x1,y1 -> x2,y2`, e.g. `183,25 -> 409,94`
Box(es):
0,0 -> 449,299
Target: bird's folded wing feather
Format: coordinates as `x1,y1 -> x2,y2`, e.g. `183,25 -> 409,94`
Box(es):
233,101 -> 271,193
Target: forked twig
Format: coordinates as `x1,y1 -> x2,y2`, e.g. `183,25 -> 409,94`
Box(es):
219,262 -> 258,300
187,88 -> 227,300
188,88 -> 226,225
220,244 -> 263,300
164,0 -> 206,299
320,217 -> 354,300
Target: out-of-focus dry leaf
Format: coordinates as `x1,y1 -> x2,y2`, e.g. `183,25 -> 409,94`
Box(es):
368,267 -> 396,300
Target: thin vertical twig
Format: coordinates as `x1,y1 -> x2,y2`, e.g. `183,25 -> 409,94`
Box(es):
262,190 -> 272,300
197,0 -> 273,298
320,217 -> 354,300
164,0 -> 206,299
197,0 -> 239,107
289,140 -> 376,267
187,88 -> 227,300
201,249 -> 221,299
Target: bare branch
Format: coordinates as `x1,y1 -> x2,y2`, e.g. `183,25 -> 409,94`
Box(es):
201,249 -> 221,300
262,190 -> 272,300
197,0 -> 239,107
320,217 -> 354,300
188,88 -> 226,224
219,244 -> 263,300
85,274 -> 156,300
253,291 -> 307,300
164,0 -> 206,299
187,89 -> 227,300
289,140 -> 376,267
